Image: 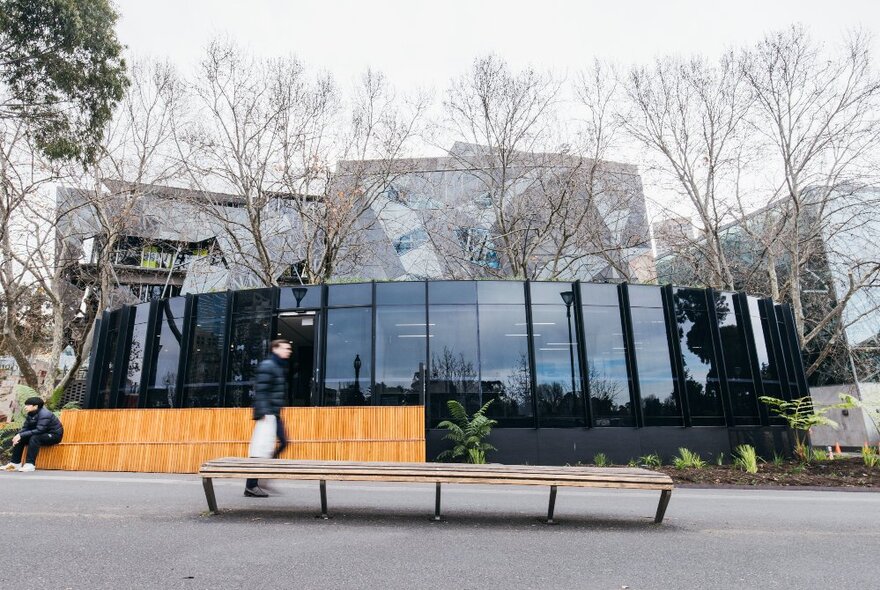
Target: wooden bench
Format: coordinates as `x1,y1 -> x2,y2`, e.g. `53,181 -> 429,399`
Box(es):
199,458 -> 674,524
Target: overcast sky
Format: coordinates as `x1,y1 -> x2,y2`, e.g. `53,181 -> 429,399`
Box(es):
113,0 -> 879,215
116,0 -> 878,85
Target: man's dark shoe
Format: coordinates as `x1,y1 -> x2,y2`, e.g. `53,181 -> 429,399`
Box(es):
244,486 -> 268,498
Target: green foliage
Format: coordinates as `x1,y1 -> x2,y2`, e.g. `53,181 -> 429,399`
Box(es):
626,458 -> 639,467
436,400 -> 497,464
733,444 -> 759,474
0,0 -> 128,162
672,447 -> 706,469
760,394 -> 857,461
811,448 -> 828,461
61,401 -> 81,411
715,452 -> 725,466
12,384 -> 39,421
592,452 -> 610,467
0,421 -> 21,462
638,453 -> 662,468
47,386 -> 65,411
771,452 -> 785,466
861,444 -> 879,468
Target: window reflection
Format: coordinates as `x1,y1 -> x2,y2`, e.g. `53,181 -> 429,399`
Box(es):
479,304 -> 533,427
375,306 -> 426,405
96,311 -> 121,409
674,288 -> 724,425
630,306 -> 683,426
582,306 -> 633,426
120,305 -> 150,408
532,301 -> 584,427
182,293 -> 227,407
716,293 -> 759,424
428,305 -> 479,425
145,298 -> 184,408
226,289 -> 274,408
324,307 -> 372,405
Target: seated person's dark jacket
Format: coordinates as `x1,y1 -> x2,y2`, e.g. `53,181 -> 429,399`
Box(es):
20,407 -> 64,439
252,355 -> 286,420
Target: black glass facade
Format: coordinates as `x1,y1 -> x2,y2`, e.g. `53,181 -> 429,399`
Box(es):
86,281 -> 808,460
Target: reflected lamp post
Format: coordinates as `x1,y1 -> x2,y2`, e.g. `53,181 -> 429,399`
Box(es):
353,354 -> 362,396
560,290 -> 577,402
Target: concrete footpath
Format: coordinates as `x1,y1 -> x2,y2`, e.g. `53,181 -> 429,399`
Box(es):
2,470 -> 878,589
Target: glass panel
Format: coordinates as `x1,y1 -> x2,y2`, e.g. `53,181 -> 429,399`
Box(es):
278,285 -> 322,310
120,318 -> 148,408
532,303 -> 584,426
225,314 -> 272,407
232,288 -> 274,315
428,280 -> 477,305
376,281 -> 425,305
145,300 -> 183,408
529,281 -> 576,305
479,304 -> 533,427
628,285 -> 664,308
716,293 -> 760,424
630,306 -> 683,426
328,283 -> 372,307
477,280 -> 525,304
96,311 -> 121,409
579,283 -> 619,306
582,306 -> 634,426
747,297 -> 777,382
182,293 -> 227,407
428,305 -> 479,425
167,296 -> 186,318
375,306 -> 426,405
324,307 -> 372,406
674,288 -> 725,425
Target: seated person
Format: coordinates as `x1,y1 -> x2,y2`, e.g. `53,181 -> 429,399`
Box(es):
2,397 -> 64,472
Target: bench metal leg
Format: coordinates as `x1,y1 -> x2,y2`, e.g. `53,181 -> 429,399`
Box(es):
545,485 -> 558,524
318,480 -> 329,519
202,477 -> 218,514
654,489 -> 672,524
432,482 -> 442,522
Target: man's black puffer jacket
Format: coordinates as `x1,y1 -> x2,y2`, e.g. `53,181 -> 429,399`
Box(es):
252,355 -> 286,420
19,407 -> 64,438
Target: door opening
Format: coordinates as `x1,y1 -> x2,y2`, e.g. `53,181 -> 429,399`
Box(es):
275,311 -> 319,406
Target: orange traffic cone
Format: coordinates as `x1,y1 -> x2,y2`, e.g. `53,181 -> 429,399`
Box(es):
834,442 -> 842,455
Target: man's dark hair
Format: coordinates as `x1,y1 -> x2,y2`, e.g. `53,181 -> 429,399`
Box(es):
270,339 -> 290,351
24,396 -> 45,408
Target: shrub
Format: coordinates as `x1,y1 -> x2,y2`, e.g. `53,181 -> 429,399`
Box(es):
715,452 -> 725,466
436,400 -> 497,464
733,444 -> 759,474
760,394 -> 856,461
811,448 -> 828,461
593,453 -> 610,467
862,444 -> 879,468
638,453 -> 662,468
672,448 -> 706,469
627,458 -> 639,467
771,452 -> 785,466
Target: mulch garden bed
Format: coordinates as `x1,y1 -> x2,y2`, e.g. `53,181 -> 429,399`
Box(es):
654,457 -> 880,488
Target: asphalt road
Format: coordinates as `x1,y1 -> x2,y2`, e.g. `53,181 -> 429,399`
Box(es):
2,470 -> 878,589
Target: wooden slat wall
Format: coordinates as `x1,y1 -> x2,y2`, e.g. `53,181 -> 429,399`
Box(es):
37,406 -> 425,473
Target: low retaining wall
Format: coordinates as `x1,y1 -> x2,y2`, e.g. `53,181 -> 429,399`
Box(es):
38,406 -> 425,473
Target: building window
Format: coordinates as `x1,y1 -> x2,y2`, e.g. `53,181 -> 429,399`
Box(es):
393,227 -> 429,255
455,227 -> 500,269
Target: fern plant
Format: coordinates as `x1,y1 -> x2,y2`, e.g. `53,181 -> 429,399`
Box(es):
638,453 -> 662,468
672,447 -> 706,469
760,394 -> 856,462
593,453 -> 610,467
733,444 -> 759,474
436,399 -> 497,464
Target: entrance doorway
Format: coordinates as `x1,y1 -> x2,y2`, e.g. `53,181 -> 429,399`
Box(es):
275,311 -> 319,406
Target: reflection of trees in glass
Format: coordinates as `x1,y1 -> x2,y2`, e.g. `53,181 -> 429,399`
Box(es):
641,394 -> 681,418
588,363 -> 631,423
537,381 -> 581,417
674,289 -> 722,417
431,346 -> 477,410
483,352 -> 532,418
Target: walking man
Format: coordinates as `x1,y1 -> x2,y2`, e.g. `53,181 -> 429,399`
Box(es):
245,339 -> 291,497
3,397 -> 63,472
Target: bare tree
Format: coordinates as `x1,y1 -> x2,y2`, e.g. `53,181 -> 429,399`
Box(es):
624,52 -> 751,290
741,26 -> 880,378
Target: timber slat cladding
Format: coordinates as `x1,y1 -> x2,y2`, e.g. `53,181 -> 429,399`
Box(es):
199,458 -> 673,490
37,407 -> 425,473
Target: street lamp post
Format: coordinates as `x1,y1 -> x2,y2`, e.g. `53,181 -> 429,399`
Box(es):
560,291 -> 577,407
353,354 -> 361,398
